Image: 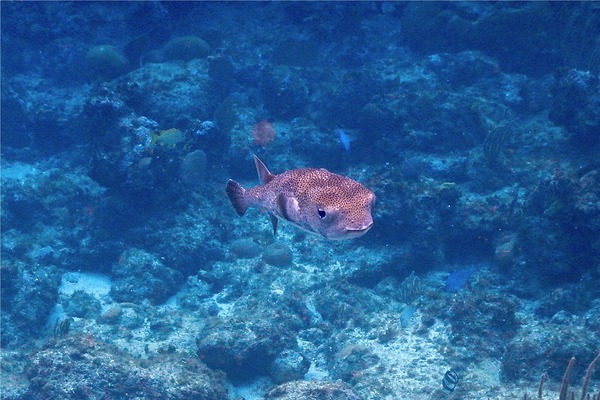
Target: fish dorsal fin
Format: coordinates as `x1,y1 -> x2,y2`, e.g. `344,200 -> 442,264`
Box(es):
254,155 -> 275,184
276,193 -> 301,222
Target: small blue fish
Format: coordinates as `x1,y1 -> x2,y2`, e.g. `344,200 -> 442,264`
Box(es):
444,265 -> 477,293
337,129 -> 354,152
399,305 -> 417,328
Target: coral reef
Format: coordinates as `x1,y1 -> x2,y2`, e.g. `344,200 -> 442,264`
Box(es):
2,2 -> 599,399
110,248 -> 184,305
196,305 -> 298,382
85,45 -> 128,79
502,324 -> 599,381
265,380 -> 360,400
163,36 -> 210,62
24,335 -> 227,399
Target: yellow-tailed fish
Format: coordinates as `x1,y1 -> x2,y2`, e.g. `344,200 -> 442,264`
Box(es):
150,128 -> 185,146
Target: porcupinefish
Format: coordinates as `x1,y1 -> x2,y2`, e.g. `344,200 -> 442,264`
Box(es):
226,155 -> 375,240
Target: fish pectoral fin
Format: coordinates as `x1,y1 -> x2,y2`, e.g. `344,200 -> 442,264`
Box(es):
269,214 -> 278,236
276,194 -> 301,222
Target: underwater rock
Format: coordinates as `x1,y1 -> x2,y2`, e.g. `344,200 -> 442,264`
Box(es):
164,36 -> 210,61
269,349 -> 310,384
116,61 -> 210,128
208,56 -> 235,87
140,201 -> 226,278
24,335 -> 228,399
315,69 -> 382,128
329,344 -> 380,383
442,51 -> 501,87
433,290 -> 520,358
85,45 -> 129,79
260,67 -> 310,118
400,2 -> 561,75
549,68 -> 600,146
47,36 -> 93,81
124,22 -> 168,67
196,310 -> 296,382
177,277 -> 213,313
0,262 -> 61,347
518,214 -> 588,285
501,323 -> 600,382
265,380 -> 361,400
287,119 -> 342,166
534,285 -> 593,319
110,248 -> 183,305
63,290 -> 102,319
191,119 -> 228,160
2,74 -> 89,153
97,306 -> 122,325
229,238 -> 262,259
262,243 -> 294,267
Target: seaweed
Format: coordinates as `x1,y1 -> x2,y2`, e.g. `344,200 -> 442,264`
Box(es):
53,317 -> 72,337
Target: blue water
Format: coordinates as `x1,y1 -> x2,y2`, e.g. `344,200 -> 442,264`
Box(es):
2,3 -> 599,399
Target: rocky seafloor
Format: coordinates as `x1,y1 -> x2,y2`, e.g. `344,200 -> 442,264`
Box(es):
1,2 -> 600,399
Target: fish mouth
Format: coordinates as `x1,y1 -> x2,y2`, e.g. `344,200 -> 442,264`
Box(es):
344,222 -> 373,238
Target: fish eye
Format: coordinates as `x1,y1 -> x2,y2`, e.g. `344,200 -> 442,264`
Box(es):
317,209 -> 327,219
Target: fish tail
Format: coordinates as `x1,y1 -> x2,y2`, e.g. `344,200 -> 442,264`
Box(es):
149,131 -> 159,146
226,179 -> 249,216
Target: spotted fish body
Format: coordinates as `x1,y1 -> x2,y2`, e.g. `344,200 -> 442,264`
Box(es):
226,155 -> 375,240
